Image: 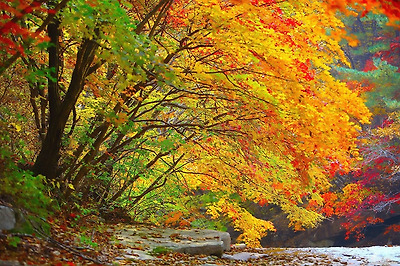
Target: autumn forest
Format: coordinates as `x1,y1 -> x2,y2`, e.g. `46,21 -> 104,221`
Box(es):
1,0 -> 400,262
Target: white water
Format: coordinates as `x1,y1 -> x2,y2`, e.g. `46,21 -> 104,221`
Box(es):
292,246 -> 400,265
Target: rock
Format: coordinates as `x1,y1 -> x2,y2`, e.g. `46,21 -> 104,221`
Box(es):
52,250 -> 61,256
232,243 -> 247,249
124,252 -> 155,260
0,206 -> 16,231
201,229 -> 231,251
113,225 -> 231,259
174,241 -> 225,257
198,256 -> 214,261
0,261 -> 21,266
222,252 -> 269,261
123,249 -> 157,260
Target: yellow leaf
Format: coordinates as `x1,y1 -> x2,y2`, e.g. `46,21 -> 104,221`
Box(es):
68,184 -> 75,190
10,123 -> 21,132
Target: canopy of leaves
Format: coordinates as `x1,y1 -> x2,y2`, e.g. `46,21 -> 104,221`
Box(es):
3,0 -> 398,247
314,8 -> 400,241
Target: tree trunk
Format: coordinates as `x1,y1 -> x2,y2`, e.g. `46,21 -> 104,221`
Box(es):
32,18 -> 61,180
33,36 -> 99,180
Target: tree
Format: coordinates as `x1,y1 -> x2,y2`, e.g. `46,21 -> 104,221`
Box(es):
0,0 -> 71,74
311,9 -> 400,241
0,0 -> 380,246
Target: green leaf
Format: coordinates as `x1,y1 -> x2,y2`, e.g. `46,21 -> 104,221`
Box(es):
7,236 -> 21,248
160,139 -> 174,152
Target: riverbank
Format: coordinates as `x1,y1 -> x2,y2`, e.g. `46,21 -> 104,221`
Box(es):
2,221 -> 400,265
115,245 -> 400,265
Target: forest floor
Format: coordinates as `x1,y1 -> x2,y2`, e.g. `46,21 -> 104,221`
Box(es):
2,234 -> 400,266
1,215 -> 400,265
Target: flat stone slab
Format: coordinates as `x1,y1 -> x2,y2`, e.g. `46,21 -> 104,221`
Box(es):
111,225 -> 231,260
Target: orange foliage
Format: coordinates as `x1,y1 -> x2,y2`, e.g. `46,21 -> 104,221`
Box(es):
342,215 -> 384,241
163,211 -> 194,229
164,211 -> 184,226
385,224 -> 400,235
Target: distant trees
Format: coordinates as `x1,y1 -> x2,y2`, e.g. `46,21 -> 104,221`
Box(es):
317,11 -> 400,241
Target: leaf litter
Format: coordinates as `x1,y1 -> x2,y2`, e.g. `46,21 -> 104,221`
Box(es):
1,216 -> 400,265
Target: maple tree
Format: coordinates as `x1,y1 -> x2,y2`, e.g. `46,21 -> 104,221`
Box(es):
162,0 -> 372,244
3,0 -> 399,247
0,0 -> 71,74
308,10 -> 400,241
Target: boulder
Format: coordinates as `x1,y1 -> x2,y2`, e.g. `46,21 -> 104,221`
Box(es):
113,225 -> 231,259
175,241 -> 225,257
0,206 -> 16,231
177,229 -> 231,251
